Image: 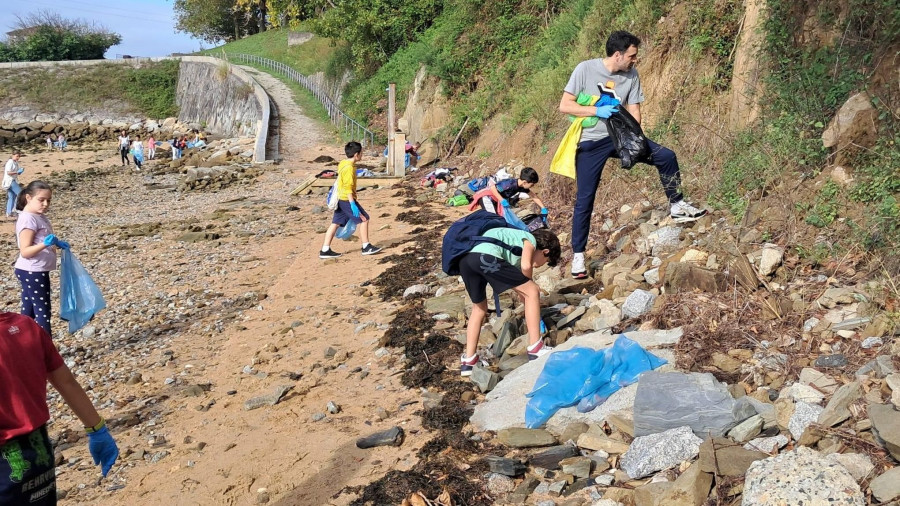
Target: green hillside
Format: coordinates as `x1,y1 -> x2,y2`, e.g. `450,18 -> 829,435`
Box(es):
202,0 -> 898,261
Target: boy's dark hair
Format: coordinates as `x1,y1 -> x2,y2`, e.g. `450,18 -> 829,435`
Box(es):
345,141 -> 363,158
520,167 -> 539,184
16,180 -> 51,211
606,31 -> 641,57
532,229 -> 561,267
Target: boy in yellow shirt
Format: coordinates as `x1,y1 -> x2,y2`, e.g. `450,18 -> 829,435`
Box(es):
319,142 -> 383,258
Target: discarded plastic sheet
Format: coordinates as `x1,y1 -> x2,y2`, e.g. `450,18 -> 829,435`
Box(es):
524,335 -> 666,428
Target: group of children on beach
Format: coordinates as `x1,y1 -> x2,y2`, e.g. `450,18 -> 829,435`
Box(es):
1,157 -> 119,502
319,142 -> 559,378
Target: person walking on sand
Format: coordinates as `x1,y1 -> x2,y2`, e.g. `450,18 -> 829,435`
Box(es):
117,131 -> 130,166
560,30 -> 708,279
130,135 -> 144,171
45,134 -> 54,151
55,133 -> 66,151
147,134 -> 156,160
4,151 -> 24,219
0,311 -> 119,504
319,142 -> 383,259
14,181 -> 70,337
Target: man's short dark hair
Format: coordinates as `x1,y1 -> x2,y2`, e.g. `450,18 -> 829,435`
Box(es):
606,31 -> 641,57
532,229 -> 561,267
345,141 -> 363,158
520,167 -> 539,184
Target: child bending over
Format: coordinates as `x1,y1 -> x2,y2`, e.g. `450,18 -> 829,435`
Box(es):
459,227 -> 561,376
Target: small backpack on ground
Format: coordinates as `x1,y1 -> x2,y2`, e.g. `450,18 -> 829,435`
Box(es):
442,210 -> 523,276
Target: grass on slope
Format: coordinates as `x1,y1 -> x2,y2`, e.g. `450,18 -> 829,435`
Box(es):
202,27 -> 336,77
0,60 -> 179,118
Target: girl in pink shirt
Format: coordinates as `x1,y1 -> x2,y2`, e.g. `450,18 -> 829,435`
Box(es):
14,181 -> 70,336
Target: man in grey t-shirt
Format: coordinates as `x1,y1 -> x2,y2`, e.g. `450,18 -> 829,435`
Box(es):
559,30 -> 707,279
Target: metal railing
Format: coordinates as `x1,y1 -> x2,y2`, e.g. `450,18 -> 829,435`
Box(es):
223,53 -> 376,146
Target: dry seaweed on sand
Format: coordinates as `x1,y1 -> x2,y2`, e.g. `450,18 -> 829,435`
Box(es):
380,302 -> 436,347
420,396 -> 474,431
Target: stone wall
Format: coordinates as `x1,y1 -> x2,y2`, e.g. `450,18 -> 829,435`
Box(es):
0,56 -> 270,162
175,56 -> 269,162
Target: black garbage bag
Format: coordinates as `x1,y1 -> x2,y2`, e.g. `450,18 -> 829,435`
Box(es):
603,107 -> 651,169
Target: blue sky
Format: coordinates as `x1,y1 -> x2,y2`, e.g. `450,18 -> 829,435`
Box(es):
0,0 -> 216,58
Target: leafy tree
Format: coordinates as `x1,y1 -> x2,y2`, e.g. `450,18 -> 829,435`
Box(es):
174,0 -> 246,43
312,0 -> 443,77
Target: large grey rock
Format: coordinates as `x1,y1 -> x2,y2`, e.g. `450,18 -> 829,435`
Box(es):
821,91 -> 877,150
633,372 -> 757,438
469,329 -> 681,432
743,434 -> 788,453
817,381 -> 861,427
620,426 -> 702,479
788,401 -> 824,440
742,447 -> 864,505
825,452 -> 874,482
496,428 -> 556,448
868,466 -> 900,503
471,365 -> 499,393
622,289 -> 656,319
648,226 -> 682,256
757,244 -> 783,277
869,402 -> 900,460
423,293 -> 467,315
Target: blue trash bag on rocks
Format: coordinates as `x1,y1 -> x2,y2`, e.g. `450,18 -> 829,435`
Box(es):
524,335 -> 667,428
336,220 -> 357,240
502,209 -> 530,231
59,249 -> 107,334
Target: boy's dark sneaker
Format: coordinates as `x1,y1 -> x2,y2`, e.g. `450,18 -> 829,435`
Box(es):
527,341 -> 554,361
460,354 -> 480,377
319,248 -> 341,259
670,200 -> 708,223
361,244 -> 383,255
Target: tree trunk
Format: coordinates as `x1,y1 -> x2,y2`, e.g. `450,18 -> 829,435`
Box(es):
258,0 -> 267,32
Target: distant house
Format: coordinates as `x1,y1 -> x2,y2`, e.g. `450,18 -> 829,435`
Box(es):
5,26 -> 40,43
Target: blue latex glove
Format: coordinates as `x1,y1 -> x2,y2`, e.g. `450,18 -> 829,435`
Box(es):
43,234 -> 58,247
349,201 -> 360,218
540,320 -> 547,334
17,168 -> 24,175
595,105 -> 619,119
597,95 -> 621,107
88,426 -> 119,477
500,199 -> 510,208
540,207 -> 549,216
56,240 -> 70,250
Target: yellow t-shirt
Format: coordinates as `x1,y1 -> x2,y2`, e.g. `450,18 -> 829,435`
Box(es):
336,159 -> 356,201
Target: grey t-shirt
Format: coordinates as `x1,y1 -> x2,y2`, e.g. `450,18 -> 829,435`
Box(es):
564,58 -> 645,142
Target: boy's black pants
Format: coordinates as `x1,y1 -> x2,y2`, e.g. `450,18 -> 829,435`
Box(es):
0,426 -> 57,505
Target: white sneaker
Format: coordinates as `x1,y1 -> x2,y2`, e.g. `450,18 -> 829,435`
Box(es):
670,200 -> 708,223
527,341 -> 554,360
571,253 -> 586,279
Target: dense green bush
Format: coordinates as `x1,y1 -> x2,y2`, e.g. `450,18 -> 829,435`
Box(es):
0,25 -> 121,62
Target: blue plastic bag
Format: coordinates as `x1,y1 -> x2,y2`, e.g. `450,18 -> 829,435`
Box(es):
59,249 -> 107,334
524,335 -> 667,428
503,209 -> 530,231
336,220 -> 357,240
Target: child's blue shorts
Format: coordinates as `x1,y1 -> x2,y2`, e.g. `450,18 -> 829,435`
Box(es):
331,200 -> 370,226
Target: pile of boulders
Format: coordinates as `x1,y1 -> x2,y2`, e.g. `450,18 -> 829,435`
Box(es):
397,168 -> 899,505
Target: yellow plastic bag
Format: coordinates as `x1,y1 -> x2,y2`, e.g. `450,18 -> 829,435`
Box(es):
550,94 -> 600,180
549,120 -> 582,180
